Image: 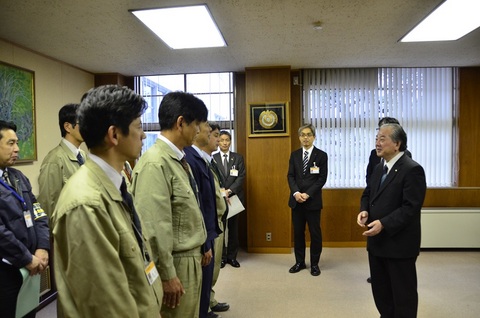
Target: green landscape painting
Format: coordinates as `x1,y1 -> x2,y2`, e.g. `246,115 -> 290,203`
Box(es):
0,62 -> 36,161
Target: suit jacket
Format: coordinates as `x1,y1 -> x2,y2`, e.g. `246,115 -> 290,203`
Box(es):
184,146 -> 221,251
360,153 -> 426,258
38,141 -> 85,217
287,146 -> 328,210
52,160 -> 162,317
213,151 -> 246,204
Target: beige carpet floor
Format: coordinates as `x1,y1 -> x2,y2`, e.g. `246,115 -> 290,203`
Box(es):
38,248 -> 480,318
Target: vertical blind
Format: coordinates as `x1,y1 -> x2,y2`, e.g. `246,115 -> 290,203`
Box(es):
302,68 -> 454,188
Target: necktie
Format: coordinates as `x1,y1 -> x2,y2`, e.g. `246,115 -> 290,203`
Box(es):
180,157 -> 200,205
303,151 -> 309,175
120,178 -> 143,249
379,165 -> 388,187
2,169 -> 10,186
2,168 -> 15,190
223,154 -> 229,175
77,152 -> 85,165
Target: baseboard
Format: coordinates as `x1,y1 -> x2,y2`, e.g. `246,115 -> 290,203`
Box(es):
323,241 -> 367,247
247,247 -> 292,254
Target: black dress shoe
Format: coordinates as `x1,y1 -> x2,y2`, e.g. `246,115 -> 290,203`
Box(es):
220,259 -> 226,268
289,262 -> 306,273
211,302 -> 230,312
227,258 -> 240,268
207,311 -> 220,318
311,265 -> 321,276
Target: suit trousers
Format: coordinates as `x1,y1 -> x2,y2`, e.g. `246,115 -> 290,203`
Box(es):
223,214 -> 239,260
368,253 -> 418,318
292,206 -> 322,266
210,229 -> 224,308
0,263 -> 36,318
199,239 -> 215,318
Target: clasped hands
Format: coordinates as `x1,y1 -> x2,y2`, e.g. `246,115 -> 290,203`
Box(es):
294,192 -> 309,203
26,248 -> 49,276
357,211 -> 384,236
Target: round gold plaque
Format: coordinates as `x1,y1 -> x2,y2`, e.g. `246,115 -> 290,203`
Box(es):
259,110 -> 278,129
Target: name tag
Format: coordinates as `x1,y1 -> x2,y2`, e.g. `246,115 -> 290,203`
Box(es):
24,211 -> 33,228
310,166 -> 320,174
230,168 -> 238,177
145,261 -> 159,285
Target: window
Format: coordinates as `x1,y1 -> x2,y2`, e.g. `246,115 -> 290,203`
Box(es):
303,68 -> 455,188
136,72 -> 235,153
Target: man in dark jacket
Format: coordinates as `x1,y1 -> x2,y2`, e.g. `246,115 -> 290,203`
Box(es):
358,123 -> 426,317
0,120 -> 50,318
287,124 -> 328,277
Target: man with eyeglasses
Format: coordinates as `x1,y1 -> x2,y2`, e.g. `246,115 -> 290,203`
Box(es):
38,103 -> 85,220
287,124 -> 328,276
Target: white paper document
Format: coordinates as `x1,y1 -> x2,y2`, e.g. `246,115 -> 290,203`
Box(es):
227,194 -> 245,219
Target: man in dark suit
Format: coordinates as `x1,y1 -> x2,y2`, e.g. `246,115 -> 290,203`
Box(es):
287,124 -> 328,277
185,122 -> 222,318
365,117 -> 412,284
357,123 -> 426,318
213,130 -> 245,268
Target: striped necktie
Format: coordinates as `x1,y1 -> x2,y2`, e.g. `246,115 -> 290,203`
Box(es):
302,151 -> 308,175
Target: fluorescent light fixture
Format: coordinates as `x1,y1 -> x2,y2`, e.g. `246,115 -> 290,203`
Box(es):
401,0 -> 480,42
131,5 -> 226,49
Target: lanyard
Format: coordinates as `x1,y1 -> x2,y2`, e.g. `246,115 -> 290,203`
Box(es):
0,178 -> 27,211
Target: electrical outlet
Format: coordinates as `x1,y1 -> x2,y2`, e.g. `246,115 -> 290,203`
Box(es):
293,76 -> 299,85
266,232 -> 272,241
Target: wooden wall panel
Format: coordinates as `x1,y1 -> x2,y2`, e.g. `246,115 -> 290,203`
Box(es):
245,66 -> 292,253
94,73 -> 133,89
458,68 -> 480,186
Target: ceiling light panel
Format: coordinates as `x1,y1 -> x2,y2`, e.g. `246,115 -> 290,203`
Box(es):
131,5 -> 226,49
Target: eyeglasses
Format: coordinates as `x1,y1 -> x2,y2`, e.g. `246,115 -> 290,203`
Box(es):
300,133 -> 314,138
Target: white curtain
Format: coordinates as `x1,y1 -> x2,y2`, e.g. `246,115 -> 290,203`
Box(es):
303,68 -> 454,188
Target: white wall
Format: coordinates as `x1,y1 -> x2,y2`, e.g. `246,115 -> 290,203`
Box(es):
0,39 -> 94,194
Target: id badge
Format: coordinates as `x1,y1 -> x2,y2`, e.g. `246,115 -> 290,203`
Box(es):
230,168 -> 238,177
24,211 -> 33,228
145,261 -> 159,285
220,187 -> 227,197
310,166 -> 320,174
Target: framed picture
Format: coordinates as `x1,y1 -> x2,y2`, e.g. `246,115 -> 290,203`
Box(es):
249,102 -> 289,137
0,61 -> 36,162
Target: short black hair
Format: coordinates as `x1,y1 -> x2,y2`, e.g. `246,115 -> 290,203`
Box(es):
219,130 -> 231,140
59,103 -> 80,137
0,120 -> 17,140
209,123 -> 220,132
78,85 -> 147,149
158,91 -> 208,131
